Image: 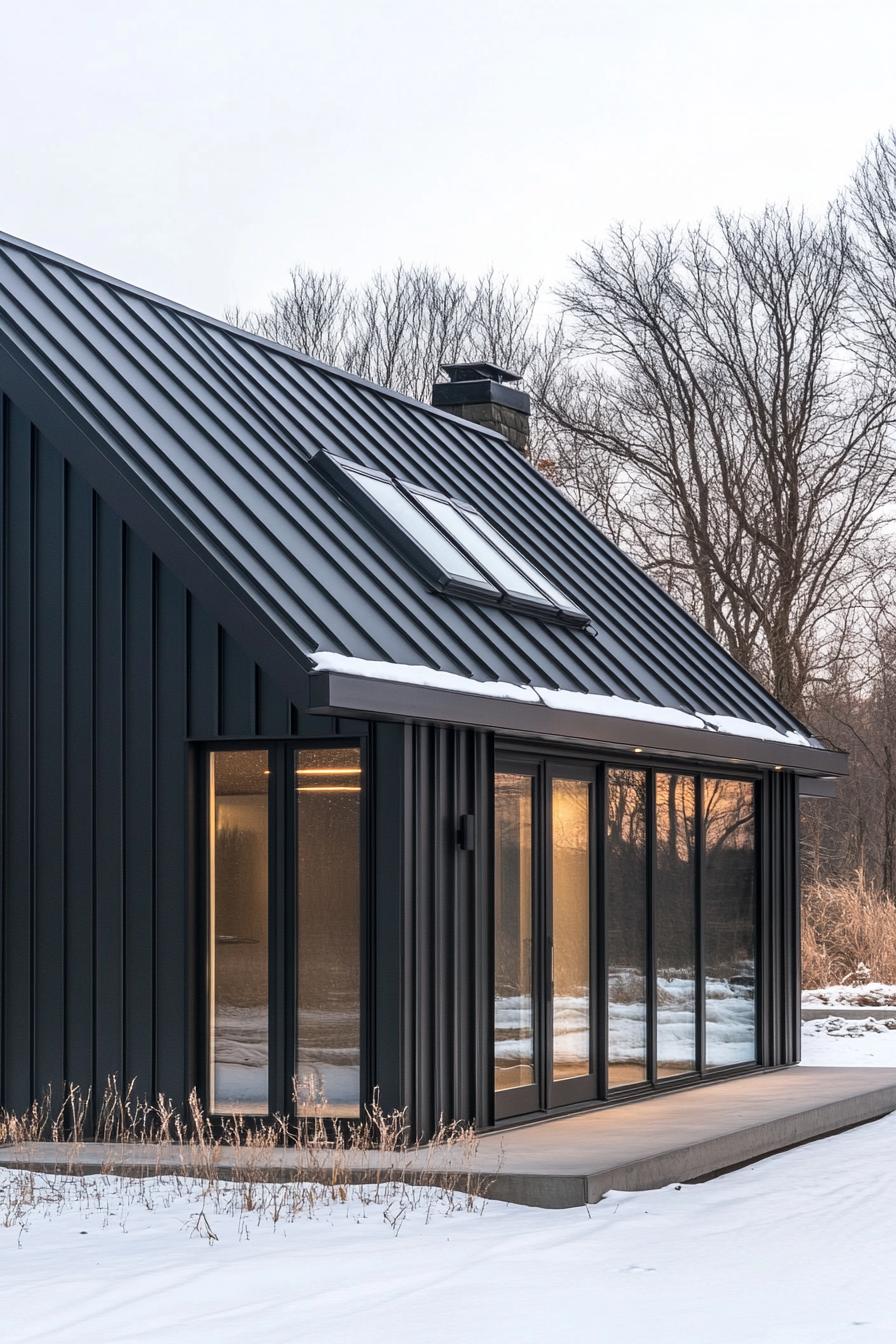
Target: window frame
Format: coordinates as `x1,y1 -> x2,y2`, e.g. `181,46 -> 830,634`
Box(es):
488,742 -> 762,1126
200,736 -> 370,1125
314,450 -> 590,626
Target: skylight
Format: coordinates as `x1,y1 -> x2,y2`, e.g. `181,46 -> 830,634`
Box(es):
408,487 -> 585,618
314,451 -> 588,626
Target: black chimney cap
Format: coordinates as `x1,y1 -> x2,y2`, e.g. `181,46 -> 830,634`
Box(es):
439,361 -> 521,385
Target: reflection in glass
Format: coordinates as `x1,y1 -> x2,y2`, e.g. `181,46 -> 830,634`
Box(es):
494,773 -> 535,1092
551,778 -> 591,1082
209,750 -> 269,1114
655,773 -> 697,1078
704,779 -> 756,1068
607,770 -> 649,1087
296,747 -> 362,1117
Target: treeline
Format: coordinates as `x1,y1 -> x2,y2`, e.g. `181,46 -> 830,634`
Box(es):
232,132 -> 896,898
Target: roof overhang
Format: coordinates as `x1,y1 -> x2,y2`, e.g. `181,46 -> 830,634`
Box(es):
308,670 -> 849,776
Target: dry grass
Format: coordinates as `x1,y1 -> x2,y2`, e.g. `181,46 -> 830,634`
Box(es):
802,876 -> 896,988
0,1080 -> 495,1238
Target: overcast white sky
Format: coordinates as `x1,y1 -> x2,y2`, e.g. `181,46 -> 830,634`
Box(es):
2,0 -> 896,319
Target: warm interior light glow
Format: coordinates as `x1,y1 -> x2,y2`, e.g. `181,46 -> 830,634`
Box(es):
296,767 -> 362,776
296,785 -> 362,793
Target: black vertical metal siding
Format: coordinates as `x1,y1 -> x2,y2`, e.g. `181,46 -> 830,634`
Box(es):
398,722 -> 491,1136
762,770 -> 802,1068
0,380 -> 806,1129
0,389 -> 328,1112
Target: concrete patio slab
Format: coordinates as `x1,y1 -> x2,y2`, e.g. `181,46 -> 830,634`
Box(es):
471,1066 -> 896,1206
3,1067 -> 896,1210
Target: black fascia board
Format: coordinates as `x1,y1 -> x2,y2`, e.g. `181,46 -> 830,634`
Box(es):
306,669 -> 850,776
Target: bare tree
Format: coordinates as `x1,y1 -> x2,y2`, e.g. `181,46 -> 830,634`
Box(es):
229,265 -> 542,404
803,564 -> 896,894
537,207 -> 896,714
851,130 -> 896,371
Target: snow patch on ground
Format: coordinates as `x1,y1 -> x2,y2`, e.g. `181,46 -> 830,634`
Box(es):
801,1014 -> 896,1067
803,982 -> 896,1008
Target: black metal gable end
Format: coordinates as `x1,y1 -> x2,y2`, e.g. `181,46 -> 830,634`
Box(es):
0,229 -> 841,770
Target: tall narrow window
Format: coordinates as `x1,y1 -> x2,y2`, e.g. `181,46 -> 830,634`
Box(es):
494,772 -> 535,1092
655,773 -> 697,1078
704,778 -> 756,1068
551,777 -> 591,1082
607,769 -> 649,1087
209,750 -> 270,1115
295,747 -> 362,1116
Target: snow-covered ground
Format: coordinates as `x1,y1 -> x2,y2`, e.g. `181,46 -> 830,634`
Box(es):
801,1013 -> 896,1066
2,1017 -> 895,1343
803,982 -> 896,1008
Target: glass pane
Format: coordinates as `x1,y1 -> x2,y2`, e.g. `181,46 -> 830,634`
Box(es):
209,750 -> 269,1115
296,747 -> 362,1117
461,508 -> 584,615
607,769 -> 649,1087
347,468 -> 494,587
494,772 -> 535,1092
704,779 -> 757,1068
551,778 -> 591,1081
655,774 -> 697,1078
415,494 -> 550,603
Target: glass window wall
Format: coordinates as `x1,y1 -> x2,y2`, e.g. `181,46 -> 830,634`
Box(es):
607,769 -> 649,1087
494,772 -> 536,1093
704,778 -> 757,1068
655,773 -> 698,1079
209,749 -> 270,1115
295,746 -> 363,1116
551,777 -> 592,1083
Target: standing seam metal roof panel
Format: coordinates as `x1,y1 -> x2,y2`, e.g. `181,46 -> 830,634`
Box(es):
0,229 -> 818,740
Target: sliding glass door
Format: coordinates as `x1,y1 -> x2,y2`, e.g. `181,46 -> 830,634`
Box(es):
548,769 -> 595,1106
495,752 -> 759,1121
607,766 -> 757,1091
494,760 -> 596,1119
208,742 -> 363,1119
494,769 -> 538,1116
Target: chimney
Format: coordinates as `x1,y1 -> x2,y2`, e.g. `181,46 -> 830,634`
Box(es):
431,362 -> 530,453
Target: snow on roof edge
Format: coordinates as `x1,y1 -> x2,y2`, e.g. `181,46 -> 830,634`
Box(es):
310,652 -> 817,750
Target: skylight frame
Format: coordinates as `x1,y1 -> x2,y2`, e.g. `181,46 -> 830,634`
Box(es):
314,451 -> 590,628
313,452 -> 501,599
406,483 -> 588,622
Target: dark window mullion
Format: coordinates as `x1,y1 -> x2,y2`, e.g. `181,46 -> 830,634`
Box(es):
281,744 -> 297,1117
647,768 -> 657,1086
359,735 -> 373,1121
754,780 -> 763,1066
538,760 -> 549,1112
696,774 -> 706,1076
267,745 -> 287,1117
595,765 -> 608,1100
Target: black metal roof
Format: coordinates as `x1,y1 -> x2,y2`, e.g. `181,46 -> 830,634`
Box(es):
0,230 -> 841,771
